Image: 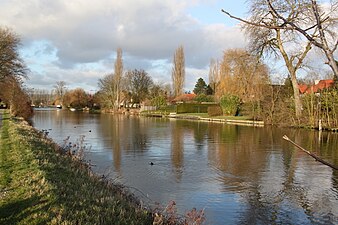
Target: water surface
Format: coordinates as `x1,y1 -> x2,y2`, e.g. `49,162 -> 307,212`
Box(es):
33,109 -> 338,225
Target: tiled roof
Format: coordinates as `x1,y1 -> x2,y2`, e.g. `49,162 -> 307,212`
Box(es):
299,79 -> 335,94
298,84 -> 308,94
172,93 -> 196,102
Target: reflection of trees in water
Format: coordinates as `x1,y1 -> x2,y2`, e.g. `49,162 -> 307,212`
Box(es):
97,115 -> 150,171
96,114 -> 122,172
170,120 -> 211,180
302,130 -> 338,171
171,120 -> 184,181
112,116 -> 121,172
206,125 -> 338,224
69,111 -> 85,125
208,125 -> 269,181
44,111 -> 338,223
292,129 -> 338,194
124,117 -> 149,153
193,121 -> 208,151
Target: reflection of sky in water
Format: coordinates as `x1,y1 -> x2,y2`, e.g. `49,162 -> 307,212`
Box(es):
33,109 -> 338,225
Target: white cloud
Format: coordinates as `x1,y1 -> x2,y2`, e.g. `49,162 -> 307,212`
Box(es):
0,0 -> 247,91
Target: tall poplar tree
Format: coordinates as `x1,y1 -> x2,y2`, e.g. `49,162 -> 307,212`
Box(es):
114,48 -> 123,110
209,58 -> 220,95
172,46 -> 185,97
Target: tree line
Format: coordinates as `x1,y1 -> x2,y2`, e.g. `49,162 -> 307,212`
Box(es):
0,27 -> 33,120
219,0 -> 337,128
1,0 -> 336,128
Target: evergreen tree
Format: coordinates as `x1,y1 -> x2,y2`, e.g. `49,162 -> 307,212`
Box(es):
193,78 -> 207,95
206,84 -> 214,95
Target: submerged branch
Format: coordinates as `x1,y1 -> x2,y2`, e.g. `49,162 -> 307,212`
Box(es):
283,135 -> 338,170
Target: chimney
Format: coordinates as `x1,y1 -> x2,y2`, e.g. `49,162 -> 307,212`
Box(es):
314,80 -> 320,85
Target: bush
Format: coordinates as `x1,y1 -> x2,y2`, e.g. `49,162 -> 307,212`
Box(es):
208,105 -> 223,117
194,94 -> 214,103
177,103 -> 218,114
219,94 -> 240,116
177,103 -> 208,113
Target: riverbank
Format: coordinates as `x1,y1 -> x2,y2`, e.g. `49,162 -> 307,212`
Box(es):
141,111 -> 338,131
141,112 -> 265,127
0,112 -> 152,224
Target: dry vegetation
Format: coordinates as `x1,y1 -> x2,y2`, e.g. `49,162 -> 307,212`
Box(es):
0,112 -> 152,224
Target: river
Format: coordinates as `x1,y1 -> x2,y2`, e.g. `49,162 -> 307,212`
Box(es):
32,109 -> 338,225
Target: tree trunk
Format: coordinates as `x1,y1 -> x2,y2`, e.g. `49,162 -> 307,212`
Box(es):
277,30 -> 303,118
326,53 -> 338,80
289,70 -> 303,118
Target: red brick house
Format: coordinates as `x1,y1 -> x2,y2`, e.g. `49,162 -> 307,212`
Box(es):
299,79 -> 335,94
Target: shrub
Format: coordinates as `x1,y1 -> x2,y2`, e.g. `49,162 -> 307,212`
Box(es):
219,94 -> 240,116
195,94 -> 214,103
177,103 -> 218,113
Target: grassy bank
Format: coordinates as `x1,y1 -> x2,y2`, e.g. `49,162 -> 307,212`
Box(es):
0,112 -> 152,224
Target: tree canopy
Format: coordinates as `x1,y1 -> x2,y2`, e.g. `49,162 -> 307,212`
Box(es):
193,78 -> 208,95
0,27 -> 32,119
0,27 -> 26,81
125,69 -> 153,104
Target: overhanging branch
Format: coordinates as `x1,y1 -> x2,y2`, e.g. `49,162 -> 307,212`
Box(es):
221,9 -> 293,30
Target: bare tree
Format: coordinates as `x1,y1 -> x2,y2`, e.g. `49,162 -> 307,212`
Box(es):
222,0 -> 316,118
172,46 -> 185,97
63,88 -> 88,109
208,58 -> 220,96
149,82 -> 170,99
53,81 -> 67,105
0,27 -> 32,119
98,73 -> 116,109
114,48 -> 123,109
125,69 -> 153,105
97,49 -> 124,110
0,27 -> 27,81
222,0 -> 338,78
267,0 -> 338,79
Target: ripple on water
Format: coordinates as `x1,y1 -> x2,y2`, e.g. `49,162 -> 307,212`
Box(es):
32,111 -> 338,225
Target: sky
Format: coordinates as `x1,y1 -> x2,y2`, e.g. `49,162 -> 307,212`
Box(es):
0,0 -> 259,92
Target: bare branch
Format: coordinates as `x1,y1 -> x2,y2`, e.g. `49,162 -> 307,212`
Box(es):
303,16 -> 330,32
295,42 -> 312,70
221,9 -> 292,30
266,0 -> 324,49
333,39 -> 338,53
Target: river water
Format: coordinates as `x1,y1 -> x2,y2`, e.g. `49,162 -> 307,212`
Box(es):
32,109 -> 338,225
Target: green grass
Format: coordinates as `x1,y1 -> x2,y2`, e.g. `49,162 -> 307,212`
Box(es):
213,115 -> 253,120
0,113 -> 13,187
0,112 -> 152,225
174,113 -> 253,120
178,113 -> 208,118
141,110 -> 255,121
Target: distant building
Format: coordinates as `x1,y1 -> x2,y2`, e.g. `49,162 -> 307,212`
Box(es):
299,79 -> 335,94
